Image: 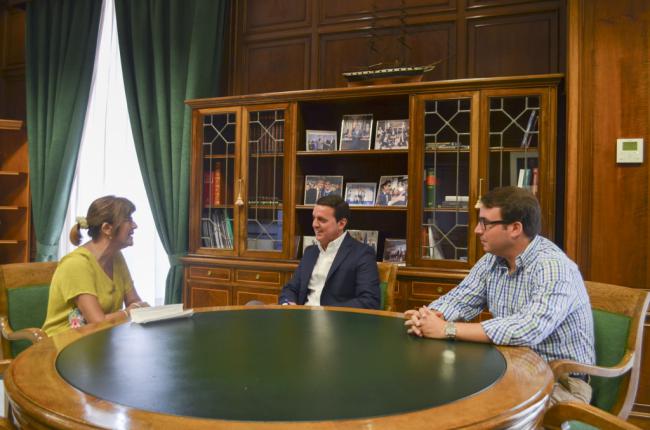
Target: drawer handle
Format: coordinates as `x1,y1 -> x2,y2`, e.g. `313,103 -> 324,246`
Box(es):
207,270 -> 212,276
437,286 -> 443,293
255,273 -> 260,280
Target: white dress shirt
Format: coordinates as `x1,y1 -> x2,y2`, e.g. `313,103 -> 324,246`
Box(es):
305,232 -> 347,306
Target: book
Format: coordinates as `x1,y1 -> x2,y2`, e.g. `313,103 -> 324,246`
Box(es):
520,111 -> 538,148
425,168 -> 436,208
212,162 -> 222,205
517,168 -> 529,188
203,171 -> 213,207
130,304 -> 194,324
531,167 -> 539,196
444,195 -> 469,202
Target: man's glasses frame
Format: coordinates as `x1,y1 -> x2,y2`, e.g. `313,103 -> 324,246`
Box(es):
477,217 -> 510,230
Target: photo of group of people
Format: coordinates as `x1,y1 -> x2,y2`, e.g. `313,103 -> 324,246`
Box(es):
305,130 -> 337,151
303,175 -> 344,204
305,115 -> 409,152
304,175 -> 408,207
375,175 -> 408,206
382,238 -> 406,265
375,120 -> 409,149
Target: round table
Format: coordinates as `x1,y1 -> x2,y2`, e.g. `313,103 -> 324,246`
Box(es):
5,306 -> 553,429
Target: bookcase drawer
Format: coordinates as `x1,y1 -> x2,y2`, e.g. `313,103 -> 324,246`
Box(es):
411,281 -> 456,300
188,266 -> 231,282
235,269 -> 283,287
234,286 -> 280,305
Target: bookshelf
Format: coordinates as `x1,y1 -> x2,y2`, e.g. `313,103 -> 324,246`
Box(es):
183,75 -> 560,310
0,119 -> 30,264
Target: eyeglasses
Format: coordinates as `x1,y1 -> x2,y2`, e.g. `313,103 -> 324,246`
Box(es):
477,217 -> 510,230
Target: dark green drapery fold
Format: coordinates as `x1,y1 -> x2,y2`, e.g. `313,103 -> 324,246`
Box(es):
115,0 -> 229,303
26,0 -> 103,261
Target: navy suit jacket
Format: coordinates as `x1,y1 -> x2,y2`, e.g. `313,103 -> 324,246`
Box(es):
278,234 -> 380,309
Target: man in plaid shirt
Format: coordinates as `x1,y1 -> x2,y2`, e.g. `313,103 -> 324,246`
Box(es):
405,186 -> 595,404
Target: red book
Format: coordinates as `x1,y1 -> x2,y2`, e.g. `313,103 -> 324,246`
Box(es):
212,162 -> 222,205
203,170 -> 214,207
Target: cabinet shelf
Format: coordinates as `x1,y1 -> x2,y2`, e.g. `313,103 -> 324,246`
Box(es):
248,153 -> 284,159
0,240 -> 22,245
0,171 -> 25,176
488,147 -> 538,152
424,148 -> 470,154
296,205 -> 407,212
297,149 -> 408,157
424,207 -> 469,213
204,154 -> 235,160
0,206 -> 22,211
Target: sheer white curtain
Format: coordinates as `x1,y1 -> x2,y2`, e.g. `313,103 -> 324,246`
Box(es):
58,0 -> 168,305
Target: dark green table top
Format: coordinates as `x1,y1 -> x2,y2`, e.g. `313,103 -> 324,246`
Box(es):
56,308 -> 506,422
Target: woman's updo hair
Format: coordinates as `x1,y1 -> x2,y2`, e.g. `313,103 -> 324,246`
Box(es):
69,196 -> 136,245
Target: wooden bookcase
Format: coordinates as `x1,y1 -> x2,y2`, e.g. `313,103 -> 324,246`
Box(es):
182,75 -> 560,311
0,119 -> 30,264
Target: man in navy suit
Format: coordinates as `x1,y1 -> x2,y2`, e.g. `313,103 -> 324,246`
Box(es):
279,195 -> 380,309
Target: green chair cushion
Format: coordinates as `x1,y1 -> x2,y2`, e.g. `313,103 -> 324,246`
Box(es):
590,308 -> 631,412
7,284 -> 50,357
562,420 -> 599,430
379,281 -> 388,311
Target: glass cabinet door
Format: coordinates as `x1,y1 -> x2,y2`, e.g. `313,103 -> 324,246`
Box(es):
200,110 -> 237,251
487,95 -> 540,193
243,106 -> 287,255
418,97 -> 473,264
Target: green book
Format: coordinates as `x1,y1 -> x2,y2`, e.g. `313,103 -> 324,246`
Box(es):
425,168 -> 436,208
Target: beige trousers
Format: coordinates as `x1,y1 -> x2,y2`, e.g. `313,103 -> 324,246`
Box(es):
549,374 -> 593,405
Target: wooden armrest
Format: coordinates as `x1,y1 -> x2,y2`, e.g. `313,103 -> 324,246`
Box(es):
549,351 -> 635,379
544,401 -> 641,430
0,358 -> 11,374
0,316 -> 47,344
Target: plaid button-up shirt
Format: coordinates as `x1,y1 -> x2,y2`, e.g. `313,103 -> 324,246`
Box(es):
430,235 -> 595,365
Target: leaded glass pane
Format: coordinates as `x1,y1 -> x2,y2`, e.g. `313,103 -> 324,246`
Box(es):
200,112 -> 236,249
247,110 -> 284,252
422,98 -> 471,262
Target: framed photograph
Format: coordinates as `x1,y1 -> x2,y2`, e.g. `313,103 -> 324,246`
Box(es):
375,119 -> 409,150
375,175 -> 408,207
306,130 -> 337,152
344,182 -> 377,206
340,114 -> 373,151
383,238 -> 406,266
348,230 -> 379,255
302,236 -> 319,254
304,175 -> 344,205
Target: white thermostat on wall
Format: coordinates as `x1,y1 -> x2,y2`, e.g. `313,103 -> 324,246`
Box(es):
616,138 -> 644,164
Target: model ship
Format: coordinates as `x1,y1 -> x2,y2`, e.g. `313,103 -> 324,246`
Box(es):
342,1 -> 440,87
343,60 -> 440,86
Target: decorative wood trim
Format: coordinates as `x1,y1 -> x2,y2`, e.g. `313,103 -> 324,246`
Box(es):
0,119 -> 21,130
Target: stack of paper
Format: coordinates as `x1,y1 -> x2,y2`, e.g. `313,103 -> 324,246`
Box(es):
130,304 -> 194,324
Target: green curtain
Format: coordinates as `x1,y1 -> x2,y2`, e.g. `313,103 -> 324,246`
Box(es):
26,0 -> 103,261
115,0 -> 229,303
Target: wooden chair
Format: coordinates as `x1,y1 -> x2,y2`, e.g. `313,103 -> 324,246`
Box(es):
543,281 -> 650,429
0,262 -> 57,359
377,262 -> 398,311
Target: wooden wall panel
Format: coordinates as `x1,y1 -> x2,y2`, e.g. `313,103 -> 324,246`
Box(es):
565,0 -> 649,425
1,6 -> 26,120
319,23 -> 454,88
231,0 -> 565,94
243,0 -> 310,32
242,38 -> 310,94
467,12 -> 559,77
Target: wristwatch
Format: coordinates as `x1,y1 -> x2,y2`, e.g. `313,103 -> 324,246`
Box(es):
444,321 -> 457,340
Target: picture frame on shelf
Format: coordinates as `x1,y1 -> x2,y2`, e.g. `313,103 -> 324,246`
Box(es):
306,130 -> 337,152
348,230 -> 379,255
374,119 -> 409,150
340,114 -> 373,151
376,175 -> 408,207
302,235 -> 319,254
344,182 -> 377,206
304,175 -> 344,205
383,238 -> 406,266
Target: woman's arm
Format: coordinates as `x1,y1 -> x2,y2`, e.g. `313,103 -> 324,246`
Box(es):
75,294 -> 129,323
123,288 -> 148,308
